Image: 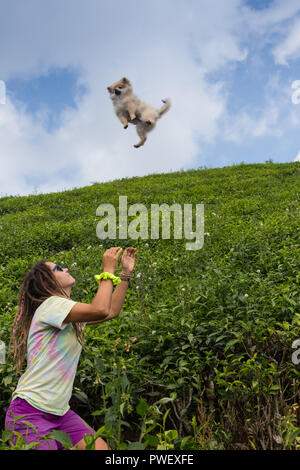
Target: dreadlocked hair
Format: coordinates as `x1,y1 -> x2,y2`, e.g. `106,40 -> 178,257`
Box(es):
8,260 -> 85,374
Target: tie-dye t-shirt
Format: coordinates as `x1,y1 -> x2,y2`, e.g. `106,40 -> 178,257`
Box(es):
11,296 -> 83,416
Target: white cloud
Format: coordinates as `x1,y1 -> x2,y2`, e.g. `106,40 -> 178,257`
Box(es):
272,18 -> 300,65
239,1 -> 300,67
239,1 -> 300,68
294,150 -> 300,162
241,0 -> 300,32
223,103 -> 281,144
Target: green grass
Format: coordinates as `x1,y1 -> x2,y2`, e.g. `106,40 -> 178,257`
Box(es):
0,161 -> 299,450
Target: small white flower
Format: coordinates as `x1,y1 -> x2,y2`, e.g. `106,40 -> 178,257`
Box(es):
204,232 -> 210,236
72,247 -> 75,250
182,288 -> 185,291
260,222 -> 264,226
61,261 -> 64,265
136,273 -> 142,278
152,330 -> 156,335
87,245 -> 92,250
145,243 -> 149,247
99,244 -> 103,247
173,258 -> 178,261
136,286 -> 139,290
71,262 -> 77,267
244,294 -> 249,298
212,212 -> 216,216
152,262 -> 157,267
257,269 -> 260,273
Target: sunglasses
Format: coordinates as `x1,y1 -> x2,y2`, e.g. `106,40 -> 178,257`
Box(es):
52,264 -> 64,272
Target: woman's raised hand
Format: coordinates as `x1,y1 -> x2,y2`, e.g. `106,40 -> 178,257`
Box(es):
102,247 -> 123,274
121,247 -> 137,275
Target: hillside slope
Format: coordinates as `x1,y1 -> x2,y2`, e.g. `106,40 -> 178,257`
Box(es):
0,162 -> 299,450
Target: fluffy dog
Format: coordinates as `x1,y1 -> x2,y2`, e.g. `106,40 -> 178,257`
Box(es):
107,77 -> 170,148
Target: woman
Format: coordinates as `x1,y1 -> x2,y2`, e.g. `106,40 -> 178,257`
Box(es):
5,246 -> 136,450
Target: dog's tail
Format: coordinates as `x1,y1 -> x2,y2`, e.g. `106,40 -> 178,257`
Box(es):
158,99 -> 171,117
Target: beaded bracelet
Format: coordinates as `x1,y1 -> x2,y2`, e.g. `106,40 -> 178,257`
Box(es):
119,273 -> 131,286
94,272 -> 121,286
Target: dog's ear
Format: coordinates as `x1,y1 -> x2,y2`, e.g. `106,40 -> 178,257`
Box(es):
122,77 -> 130,84
107,86 -> 112,92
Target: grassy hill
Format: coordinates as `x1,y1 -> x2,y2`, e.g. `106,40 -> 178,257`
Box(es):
0,162 -> 299,450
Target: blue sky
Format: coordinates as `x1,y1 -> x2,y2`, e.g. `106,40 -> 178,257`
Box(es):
8,67 -> 87,133
246,0 -> 273,9
0,0 -> 300,196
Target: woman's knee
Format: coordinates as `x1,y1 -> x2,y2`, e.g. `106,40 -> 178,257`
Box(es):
95,436 -> 109,450
75,435 -> 109,450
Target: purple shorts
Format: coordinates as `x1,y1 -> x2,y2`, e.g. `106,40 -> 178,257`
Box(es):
5,397 -> 96,450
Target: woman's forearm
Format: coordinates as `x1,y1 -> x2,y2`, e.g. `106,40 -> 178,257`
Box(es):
86,280 -> 129,325
109,280 -> 129,317
91,278 -> 114,314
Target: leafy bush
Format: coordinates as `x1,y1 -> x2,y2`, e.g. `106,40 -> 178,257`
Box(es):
0,162 -> 299,449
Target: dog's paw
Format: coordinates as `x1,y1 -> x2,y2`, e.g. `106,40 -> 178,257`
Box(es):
124,124 -> 128,129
